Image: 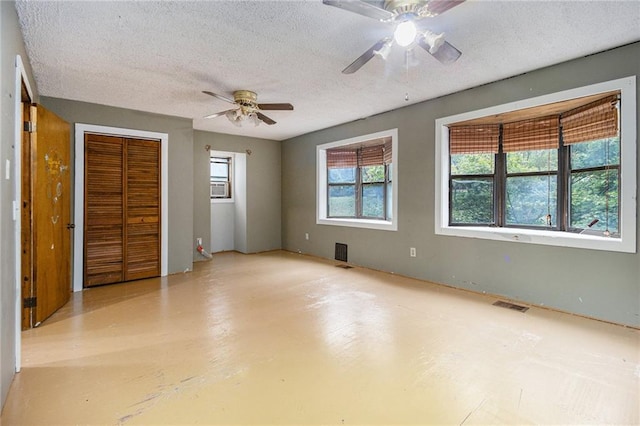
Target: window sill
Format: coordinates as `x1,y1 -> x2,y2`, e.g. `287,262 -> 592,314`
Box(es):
436,225 -> 634,253
211,198 -> 234,204
317,217 -> 397,231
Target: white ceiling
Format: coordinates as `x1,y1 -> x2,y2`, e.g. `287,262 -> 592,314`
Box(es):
14,0 -> 640,141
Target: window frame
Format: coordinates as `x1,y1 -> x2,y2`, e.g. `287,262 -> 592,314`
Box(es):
210,152 -> 234,203
435,77 -> 636,253
317,129 -> 398,231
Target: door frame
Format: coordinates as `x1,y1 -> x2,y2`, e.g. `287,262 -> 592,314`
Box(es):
73,124 -> 168,292
14,55 -> 34,373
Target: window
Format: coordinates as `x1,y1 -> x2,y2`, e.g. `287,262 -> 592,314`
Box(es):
317,129 -> 398,231
436,77 -> 636,253
210,156 -> 231,199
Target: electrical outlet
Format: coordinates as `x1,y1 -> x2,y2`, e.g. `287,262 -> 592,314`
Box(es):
196,237 -> 202,246
305,233 -> 309,240
410,247 -> 416,257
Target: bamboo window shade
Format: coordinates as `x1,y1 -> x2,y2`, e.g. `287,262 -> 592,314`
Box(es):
560,95 -> 619,145
326,137 -> 392,168
383,139 -> 392,164
326,149 -> 357,168
502,116 -> 559,152
448,125 -> 500,154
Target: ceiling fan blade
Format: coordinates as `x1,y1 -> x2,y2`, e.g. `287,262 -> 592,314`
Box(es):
417,38 -> 462,64
322,0 -> 392,21
422,0 -> 465,17
203,109 -> 237,119
256,112 -> 276,125
202,90 -> 235,104
258,103 -> 294,111
342,37 -> 390,74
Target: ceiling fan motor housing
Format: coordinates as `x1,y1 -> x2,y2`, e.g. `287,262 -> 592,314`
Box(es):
233,90 -> 258,107
384,0 -> 440,18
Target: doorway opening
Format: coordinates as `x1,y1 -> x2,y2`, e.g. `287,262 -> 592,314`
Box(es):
73,124 -> 169,292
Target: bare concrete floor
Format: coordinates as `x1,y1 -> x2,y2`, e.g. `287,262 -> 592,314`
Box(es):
2,251 -> 639,425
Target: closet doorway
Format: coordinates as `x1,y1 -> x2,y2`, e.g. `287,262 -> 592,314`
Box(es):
74,125 -> 169,291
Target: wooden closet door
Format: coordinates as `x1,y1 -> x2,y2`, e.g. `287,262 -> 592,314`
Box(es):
84,135 -> 160,287
125,138 -> 160,281
84,134 -> 124,286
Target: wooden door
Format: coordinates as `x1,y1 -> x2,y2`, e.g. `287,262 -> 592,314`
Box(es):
84,135 -> 160,287
125,139 -> 160,281
22,104 -> 72,328
84,134 -> 124,286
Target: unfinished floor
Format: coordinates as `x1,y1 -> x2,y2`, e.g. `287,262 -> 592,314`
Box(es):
2,251 -> 639,425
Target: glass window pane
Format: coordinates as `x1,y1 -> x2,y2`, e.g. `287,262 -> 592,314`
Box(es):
450,153 -> 494,175
570,138 -> 620,170
211,162 -> 228,179
328,185 -> 355,217
386,182 -> 392,220
506,175 -> 557,226
362,184 -> 384,218
328,167 -> 356,184
507,149 -> 558,173
361,165 -> 385,183
570,169 -> 619,233
451,178 -> 494,224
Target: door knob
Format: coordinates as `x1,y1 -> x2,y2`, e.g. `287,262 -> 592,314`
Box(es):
66,223 -> 75,229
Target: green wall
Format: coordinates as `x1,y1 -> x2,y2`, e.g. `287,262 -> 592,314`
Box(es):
281,43 -> 640,327
40,97 -> 195,276
0,0 -> 38,408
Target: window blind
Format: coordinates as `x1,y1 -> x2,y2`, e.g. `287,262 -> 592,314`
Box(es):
449,125 -> 500,154
327,139 -> 392,168
327,149 -> 357,168
359,145 -> 384,167
383,139 -> 392,164
502,116 -> 559,152
561,95 -> 619,145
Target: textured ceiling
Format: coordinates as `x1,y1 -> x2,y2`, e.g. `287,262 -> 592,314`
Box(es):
14,0 -> 640,141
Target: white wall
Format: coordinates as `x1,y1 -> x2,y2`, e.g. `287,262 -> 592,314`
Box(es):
211,203 -> 235,252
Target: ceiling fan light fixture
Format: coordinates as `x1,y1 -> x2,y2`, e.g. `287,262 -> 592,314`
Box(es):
374,39 -> 393,60
225,109 -> 243,127
249,113 -> 261,127
394,20 -> 417,47
422,29 -> 445,54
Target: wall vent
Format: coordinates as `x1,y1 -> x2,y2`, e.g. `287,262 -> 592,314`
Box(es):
493,300 -> 529,313
335,243 -> 348,262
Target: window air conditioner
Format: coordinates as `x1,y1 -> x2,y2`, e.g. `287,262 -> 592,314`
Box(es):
210,182 -> 229,198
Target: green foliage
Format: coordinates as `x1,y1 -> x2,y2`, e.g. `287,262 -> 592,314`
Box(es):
507,149 -> 557,173
328,165 -> 389,219
362,165 -> 385,183
506,176 -> 557,226
329,185 -> 355,216
362,184 -> 384,218
571,138 -> 619,169
450,137 -> 620,230
451,179 -> 494,223
328,168 -> 356,184
451,153 -> 494,175
570,138 -> 620,232
570,170 -> 619,232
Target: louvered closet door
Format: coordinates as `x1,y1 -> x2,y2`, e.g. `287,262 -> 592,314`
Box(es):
84,134 -> 124,286
84,135 -> 160,287
125,139 -> 160,281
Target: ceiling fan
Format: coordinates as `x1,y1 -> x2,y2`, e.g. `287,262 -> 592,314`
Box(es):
202,90 -> 294,126
323,0 -> 464,74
